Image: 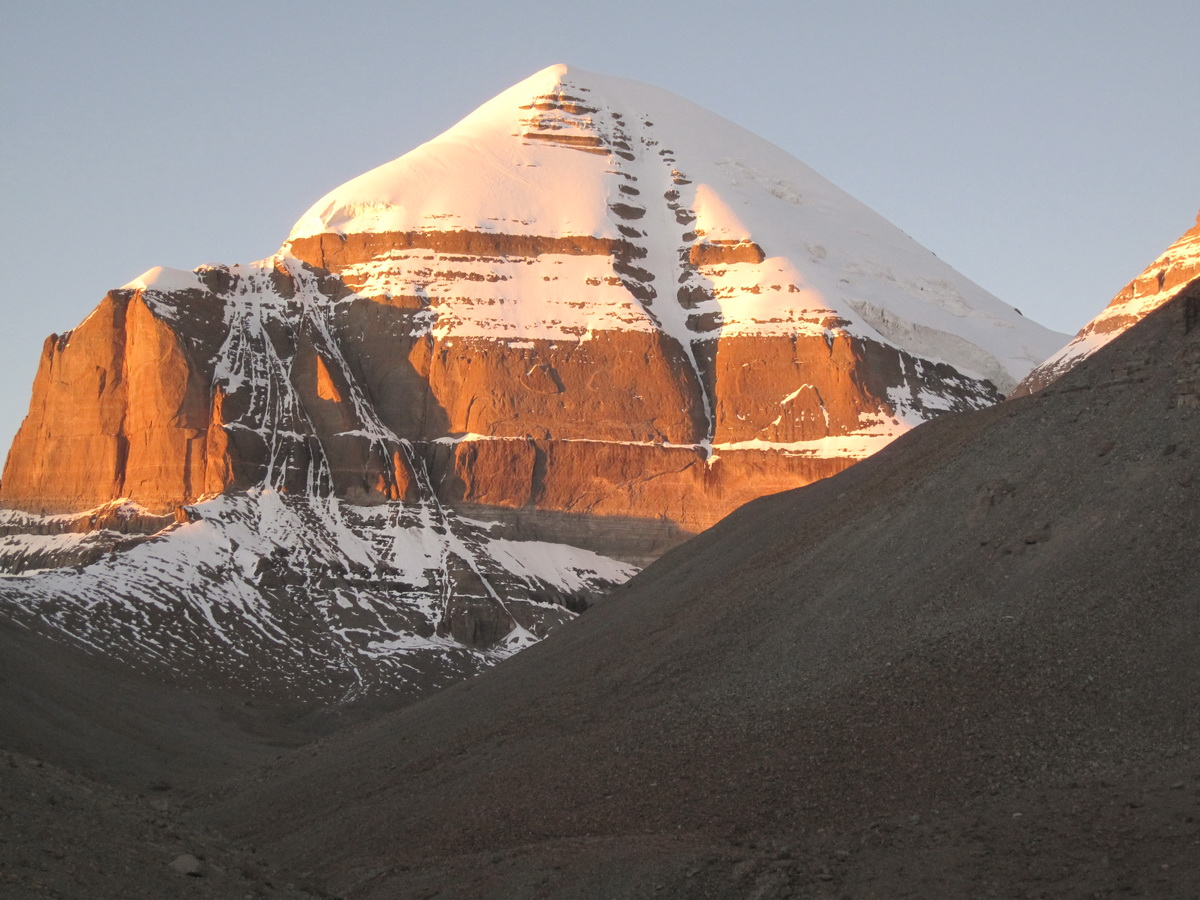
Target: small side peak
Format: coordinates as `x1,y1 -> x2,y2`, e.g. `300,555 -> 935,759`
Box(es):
121,266 -> 204,293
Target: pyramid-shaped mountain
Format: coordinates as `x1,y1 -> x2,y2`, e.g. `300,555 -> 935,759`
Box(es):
0,65 -> 1064,700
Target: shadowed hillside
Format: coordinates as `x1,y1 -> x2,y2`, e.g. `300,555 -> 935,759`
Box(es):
192,281 -> 1200,897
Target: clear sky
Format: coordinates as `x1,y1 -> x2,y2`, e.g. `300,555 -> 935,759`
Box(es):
2,1 -> 1197,457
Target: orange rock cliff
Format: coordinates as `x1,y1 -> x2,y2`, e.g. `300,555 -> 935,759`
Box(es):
2,251 -> 989,542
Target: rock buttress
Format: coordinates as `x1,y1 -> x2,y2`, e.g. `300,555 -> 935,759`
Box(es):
0,290 -> 215,514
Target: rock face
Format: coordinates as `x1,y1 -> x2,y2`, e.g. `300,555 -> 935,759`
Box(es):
1015,208 -> 1200,395
0,64 -> 1065,700
0,287 -> 213,514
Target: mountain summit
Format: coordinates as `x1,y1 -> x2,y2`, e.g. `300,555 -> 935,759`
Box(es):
0,65 -> 1064,699
275,62 -> 1064,532
290,63 -> 1060,390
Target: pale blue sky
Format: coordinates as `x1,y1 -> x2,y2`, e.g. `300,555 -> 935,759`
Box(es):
2,1 -> 1198,455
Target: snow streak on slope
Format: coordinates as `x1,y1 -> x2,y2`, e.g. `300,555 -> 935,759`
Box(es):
0,491 -> 633,703
290,64 -> 1065,394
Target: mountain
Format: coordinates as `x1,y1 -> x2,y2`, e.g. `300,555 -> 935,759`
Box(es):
201,281 -> 1200,898
1016,208 -> 1200,394
0,64 -> 1064,701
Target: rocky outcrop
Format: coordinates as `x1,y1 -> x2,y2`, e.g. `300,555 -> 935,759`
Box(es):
1,65 -> 1065,542
1014,208 -> 1200,396
287,230 -> 627,276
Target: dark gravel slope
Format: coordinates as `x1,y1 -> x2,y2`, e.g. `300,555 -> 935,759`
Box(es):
0,620 -> 313,793
201,285 -> 1200,898
0,620 -> 338,898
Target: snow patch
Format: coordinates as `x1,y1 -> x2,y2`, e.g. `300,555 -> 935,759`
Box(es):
122,266 -> 205,293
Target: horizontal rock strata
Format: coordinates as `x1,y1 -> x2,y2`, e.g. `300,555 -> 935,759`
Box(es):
0,253 -> 997,551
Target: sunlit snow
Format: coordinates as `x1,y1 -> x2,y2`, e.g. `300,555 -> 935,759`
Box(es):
288,63 -> 1066,393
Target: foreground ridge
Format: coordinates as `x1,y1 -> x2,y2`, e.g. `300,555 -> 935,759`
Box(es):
204,282 -> 1200,897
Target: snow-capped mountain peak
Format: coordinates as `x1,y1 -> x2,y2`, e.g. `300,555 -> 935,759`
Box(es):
2,65 -> 1067,703
289,63 -> 1065,393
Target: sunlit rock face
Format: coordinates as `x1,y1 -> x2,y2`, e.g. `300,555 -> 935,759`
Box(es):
0,65 -> 1065,700
1,287 -> 210,514
1015,209 -> 1200,396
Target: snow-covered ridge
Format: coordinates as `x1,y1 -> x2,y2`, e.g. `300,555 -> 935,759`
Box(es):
286,63 -> 1066,392
0,489 -> 636,701
1018,211 -> 1200,393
